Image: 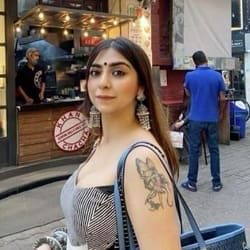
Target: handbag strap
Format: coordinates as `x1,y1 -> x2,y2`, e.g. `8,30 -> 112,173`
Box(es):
114,141 -> 207,250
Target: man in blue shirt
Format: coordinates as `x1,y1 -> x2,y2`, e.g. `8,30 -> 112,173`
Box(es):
181,50 -> 226,192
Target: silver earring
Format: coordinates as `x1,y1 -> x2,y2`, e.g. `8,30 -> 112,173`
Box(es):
136,96 -> 151,130
88,105 -> 101,128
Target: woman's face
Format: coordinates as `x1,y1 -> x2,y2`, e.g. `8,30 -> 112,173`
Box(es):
87,48 -> 142,116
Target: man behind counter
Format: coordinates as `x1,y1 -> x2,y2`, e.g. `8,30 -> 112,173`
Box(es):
16,48 -> 46,104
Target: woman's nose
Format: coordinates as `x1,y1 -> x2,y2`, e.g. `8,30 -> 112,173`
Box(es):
98,71 -> 110,89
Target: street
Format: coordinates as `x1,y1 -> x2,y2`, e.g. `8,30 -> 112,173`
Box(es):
0,126 -> 250,249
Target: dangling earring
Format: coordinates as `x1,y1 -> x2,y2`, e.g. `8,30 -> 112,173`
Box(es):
136,95 -> 151,130
88,105 -> 101,128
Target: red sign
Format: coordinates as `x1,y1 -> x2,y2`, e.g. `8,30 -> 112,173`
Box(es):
54,110 -> 89,152
80,36 -> 102,46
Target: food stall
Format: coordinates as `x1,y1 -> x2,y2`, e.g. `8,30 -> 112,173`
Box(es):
12,0 -> 144,165
16,99 -> 86,165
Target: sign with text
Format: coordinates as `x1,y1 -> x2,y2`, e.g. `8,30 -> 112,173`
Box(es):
54,110 -> 89,152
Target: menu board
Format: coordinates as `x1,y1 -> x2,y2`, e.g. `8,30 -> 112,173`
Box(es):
126,0 -> 152,62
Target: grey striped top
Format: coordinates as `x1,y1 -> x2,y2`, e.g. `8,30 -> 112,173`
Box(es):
60,170 -> 117,250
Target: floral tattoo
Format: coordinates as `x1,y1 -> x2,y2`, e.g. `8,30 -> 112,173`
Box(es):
136,157 -> 173,211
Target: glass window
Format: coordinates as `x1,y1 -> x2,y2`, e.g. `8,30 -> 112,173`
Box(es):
0,77 -> 6,105
0,46 -> 6,74
0,15 -> 5,43
0,108 -> 6,137
0,0 -> 4,12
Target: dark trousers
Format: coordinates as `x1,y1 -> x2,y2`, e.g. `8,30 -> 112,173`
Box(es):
188,121 -> 221,186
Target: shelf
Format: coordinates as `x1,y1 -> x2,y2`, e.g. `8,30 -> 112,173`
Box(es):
15,4 -> 136,31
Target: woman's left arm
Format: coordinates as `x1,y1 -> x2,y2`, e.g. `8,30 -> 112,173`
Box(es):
124,147 -> 181,250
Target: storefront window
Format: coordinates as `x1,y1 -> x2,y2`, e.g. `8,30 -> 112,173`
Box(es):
0,0 -> 4,12
0,109 -> 6,137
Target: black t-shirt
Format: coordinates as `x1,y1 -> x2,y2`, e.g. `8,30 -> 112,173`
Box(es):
15,64 -> 45,103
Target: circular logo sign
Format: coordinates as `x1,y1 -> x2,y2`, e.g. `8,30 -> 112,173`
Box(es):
54,110 -> 89,152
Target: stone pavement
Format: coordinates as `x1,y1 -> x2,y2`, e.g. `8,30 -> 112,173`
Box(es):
0,125 -> 250,249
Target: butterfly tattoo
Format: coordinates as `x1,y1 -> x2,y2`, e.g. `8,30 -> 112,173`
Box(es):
136,157 -> 173,211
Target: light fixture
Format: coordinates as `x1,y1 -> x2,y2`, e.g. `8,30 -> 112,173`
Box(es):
38,11 -> 44,20
65,14 -> 70,22
15,25 -> 21,33
83,31 -> 89,37
90,17 -> 95,24
102,31 -> 108,39
63,29 -> 69,36
113,19 -> 118,26
40,27 -> 46,34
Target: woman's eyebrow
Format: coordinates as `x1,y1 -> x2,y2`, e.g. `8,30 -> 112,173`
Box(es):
90,61 -> 132,69
109,62 -> 132,69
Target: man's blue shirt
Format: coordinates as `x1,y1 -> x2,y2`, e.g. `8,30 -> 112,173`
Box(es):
184,66 -> 226,122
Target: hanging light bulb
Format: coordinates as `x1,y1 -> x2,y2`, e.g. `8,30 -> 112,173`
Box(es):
38,11 -> 44,20
113,19 -> 118,26
65,14 -> 70,22
16,26 -> 21,33
84,31 -> 89,37
63,29 -> 69,36
102,31 -> 108,39
40,27 -> 46,34
90,17 -> 95,24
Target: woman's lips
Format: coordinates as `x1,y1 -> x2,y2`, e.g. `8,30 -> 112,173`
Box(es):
96,95 -> 115,99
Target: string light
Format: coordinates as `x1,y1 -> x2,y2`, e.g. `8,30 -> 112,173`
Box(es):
102,31 -> 108,39
63,29 -> 69,36
38,11 -> 44,20
16,26 -> 21,33
83,31 -> 89,37
113,19 -> 118,26
40,27 -> 46,34
90,17 -> 95,24
65,14 -> 70,22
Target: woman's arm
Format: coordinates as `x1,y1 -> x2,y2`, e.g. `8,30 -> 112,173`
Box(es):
124,146 -> 181,250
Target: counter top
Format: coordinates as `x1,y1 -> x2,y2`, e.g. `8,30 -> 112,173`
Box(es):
16,98 -> 84,112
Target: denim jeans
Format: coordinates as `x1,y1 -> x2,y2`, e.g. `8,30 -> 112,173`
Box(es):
188,121 -> 221,186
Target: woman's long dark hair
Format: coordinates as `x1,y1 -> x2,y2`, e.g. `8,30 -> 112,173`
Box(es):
82,37 -> 179,176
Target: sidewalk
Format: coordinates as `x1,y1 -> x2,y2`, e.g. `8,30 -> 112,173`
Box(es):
178,125 -> 250,241
0,126 -> 250,249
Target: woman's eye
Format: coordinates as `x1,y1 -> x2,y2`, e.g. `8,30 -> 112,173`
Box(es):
89,70 -> 100,77
113,70 -> 125,77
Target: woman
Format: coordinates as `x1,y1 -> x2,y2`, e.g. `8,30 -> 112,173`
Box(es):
35,37 -> 181,250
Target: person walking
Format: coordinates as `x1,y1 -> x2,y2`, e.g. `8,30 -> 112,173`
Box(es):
181,50 -> 226,192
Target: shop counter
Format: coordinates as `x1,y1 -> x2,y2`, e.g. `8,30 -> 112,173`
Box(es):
16,98 -> 87,165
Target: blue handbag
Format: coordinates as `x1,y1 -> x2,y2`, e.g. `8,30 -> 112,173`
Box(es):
114,141 -> 249,250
